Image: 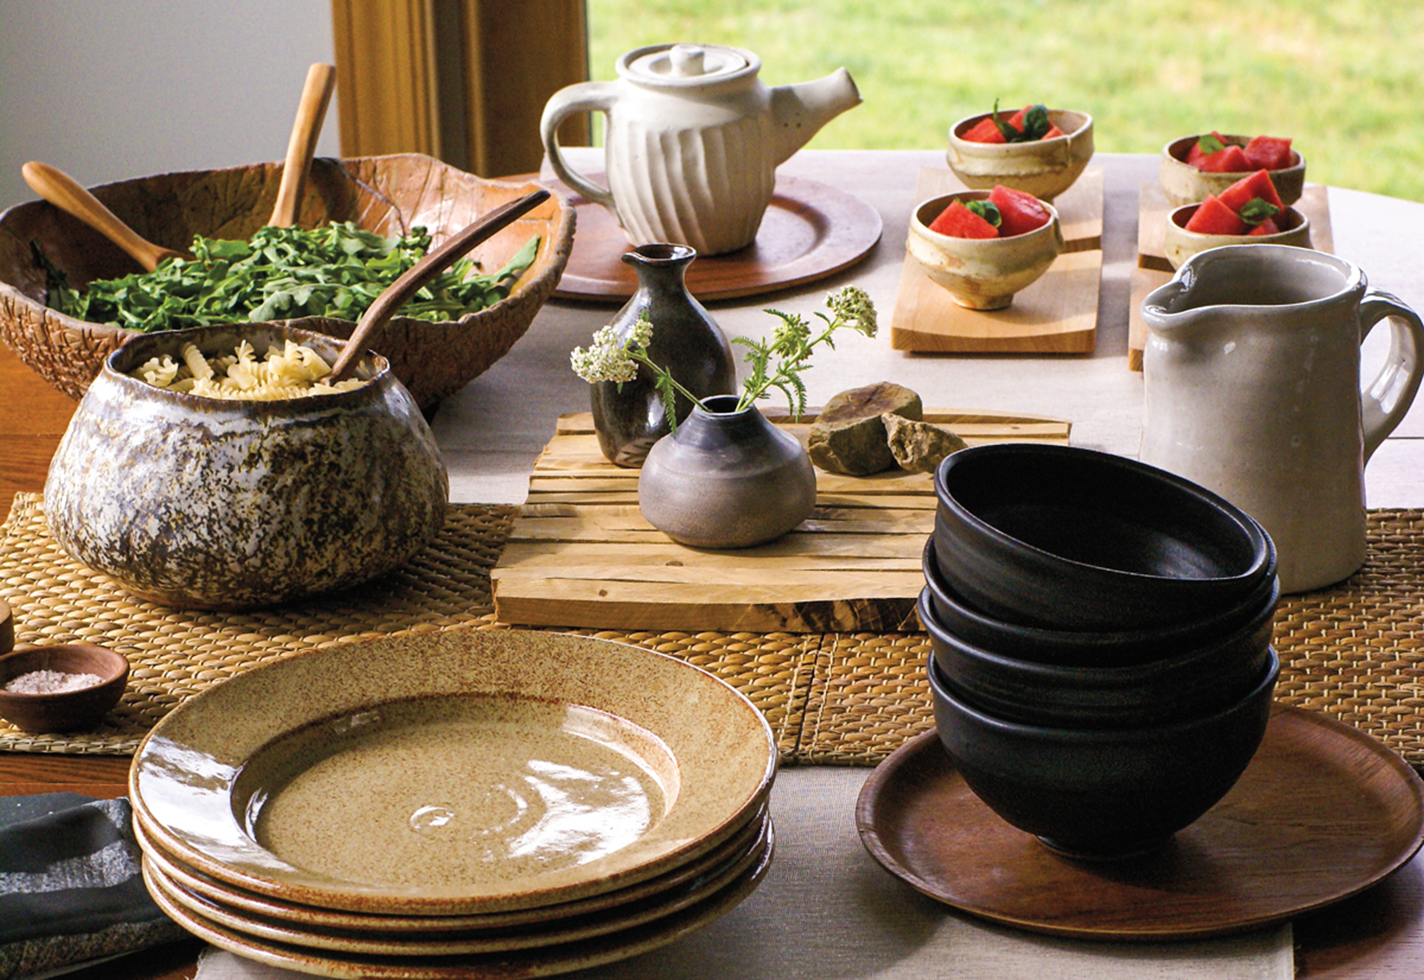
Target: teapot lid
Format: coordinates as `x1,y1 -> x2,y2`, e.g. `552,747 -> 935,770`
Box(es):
618,43 -> 761,86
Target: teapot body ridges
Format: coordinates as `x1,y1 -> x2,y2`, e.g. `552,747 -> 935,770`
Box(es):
540,43 -> 859,255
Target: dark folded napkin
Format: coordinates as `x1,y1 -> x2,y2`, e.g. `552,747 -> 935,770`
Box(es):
0,793 -> 184,979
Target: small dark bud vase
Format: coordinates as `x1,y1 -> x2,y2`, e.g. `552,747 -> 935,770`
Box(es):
591,244 -> 736,466
638,395 -> 817,549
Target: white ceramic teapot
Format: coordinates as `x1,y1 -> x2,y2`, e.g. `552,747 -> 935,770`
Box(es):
1141,245 -> 1424,593
540,43 -> 860,256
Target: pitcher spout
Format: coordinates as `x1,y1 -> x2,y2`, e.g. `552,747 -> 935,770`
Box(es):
1141,275 -> 1204,334
769,68 -> 861,165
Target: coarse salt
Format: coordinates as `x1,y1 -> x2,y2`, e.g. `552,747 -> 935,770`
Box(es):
4,669 -> 104,694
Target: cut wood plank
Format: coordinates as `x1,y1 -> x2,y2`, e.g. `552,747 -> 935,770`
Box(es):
491,410 -> 1070,631
889,168 -> 1102,354
492,576 -> 925,634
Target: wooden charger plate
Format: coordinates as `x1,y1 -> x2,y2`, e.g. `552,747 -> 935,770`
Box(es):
856,705 -> 1424,941
542,173 -> 882,302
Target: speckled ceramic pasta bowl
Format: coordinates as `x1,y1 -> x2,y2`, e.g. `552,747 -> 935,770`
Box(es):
129,629 -> 777,916
43,322 -> 448,610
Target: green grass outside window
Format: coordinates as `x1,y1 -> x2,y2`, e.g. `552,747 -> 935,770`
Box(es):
589,0 -> 1424,201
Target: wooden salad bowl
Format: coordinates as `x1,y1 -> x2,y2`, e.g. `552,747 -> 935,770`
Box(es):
0,154 -> 575,412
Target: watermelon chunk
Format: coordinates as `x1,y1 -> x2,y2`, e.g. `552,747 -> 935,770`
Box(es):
1243,135 -> 1294,171
962,117 -> 1007,144
928,200 -> 1000,239
1248,217 -> 1281,236
1183,195 -> 1248,235
1198,144 -> 1252,173
1042,123 -> 1065,139
1217,169 -> 1284,213
1186,132 -> 1232,167
989,185 -> 1052,237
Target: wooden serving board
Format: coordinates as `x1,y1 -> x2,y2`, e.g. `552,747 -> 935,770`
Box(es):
490,410 -> 1071,633
889,168 -> 1103,354
1127,181 -> 1334,370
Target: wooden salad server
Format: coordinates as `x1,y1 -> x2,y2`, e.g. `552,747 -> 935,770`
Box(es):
268,62 -> 337,228
21,160 -> 191,272
329,189 -> 552,382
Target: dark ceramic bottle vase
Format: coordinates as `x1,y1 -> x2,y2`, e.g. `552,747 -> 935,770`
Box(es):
591,244 -> 736,466
638,395 -> 818,548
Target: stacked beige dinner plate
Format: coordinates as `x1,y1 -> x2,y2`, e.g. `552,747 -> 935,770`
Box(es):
129,630 -> 777,979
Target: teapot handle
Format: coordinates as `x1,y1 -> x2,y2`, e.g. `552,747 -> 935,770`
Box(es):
539,82 -> 619,211
1359,290 -> 1424,462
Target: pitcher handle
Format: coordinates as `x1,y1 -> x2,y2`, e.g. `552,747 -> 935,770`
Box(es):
1359,290 -> 1424,462
539,81 -> 619,212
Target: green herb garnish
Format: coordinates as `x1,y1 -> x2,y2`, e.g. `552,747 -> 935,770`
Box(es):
1197,133 -> 1227,155
571,285 -> 878,426
991,100 -> 1052,143
1238,197 -> 1282,226
965,200 -> 1003,227
45,222 -> 539,332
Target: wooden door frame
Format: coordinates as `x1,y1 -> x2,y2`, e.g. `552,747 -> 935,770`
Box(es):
329,0 -> 590,177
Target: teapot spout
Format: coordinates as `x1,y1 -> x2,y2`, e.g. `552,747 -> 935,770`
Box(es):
769,68 -> 861,166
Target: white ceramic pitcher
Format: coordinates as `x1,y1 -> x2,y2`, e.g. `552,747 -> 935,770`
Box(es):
539,43 -> 860,256
1141,245 -> 1424,593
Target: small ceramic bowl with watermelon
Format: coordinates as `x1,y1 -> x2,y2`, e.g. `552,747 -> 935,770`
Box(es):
947,104 -> 1094,202
1161,169 -> 1312,269
1161,132 -> 1305,207
907,186 -> 1064,310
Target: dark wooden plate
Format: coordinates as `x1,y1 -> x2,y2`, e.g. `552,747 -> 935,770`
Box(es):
856,705 -> 1424,941
544,174 -> 882,303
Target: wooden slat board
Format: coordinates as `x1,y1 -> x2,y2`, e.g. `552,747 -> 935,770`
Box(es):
491,410 -> 1071,632
889,168 -> 1103,353
1128,181 -> 1334,370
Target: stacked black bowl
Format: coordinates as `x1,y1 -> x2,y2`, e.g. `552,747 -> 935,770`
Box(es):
922,443 -> 1280,858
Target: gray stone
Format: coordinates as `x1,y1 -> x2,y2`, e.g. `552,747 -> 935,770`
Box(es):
884,414 -> 969,473
807,383 -> 923,475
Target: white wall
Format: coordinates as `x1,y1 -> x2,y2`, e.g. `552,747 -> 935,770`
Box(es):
0,0 -> 340,212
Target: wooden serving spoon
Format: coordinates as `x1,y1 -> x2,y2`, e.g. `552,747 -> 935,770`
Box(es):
22,160 -> 191,271
268,62 -> 337,228
328,189 -> 552,382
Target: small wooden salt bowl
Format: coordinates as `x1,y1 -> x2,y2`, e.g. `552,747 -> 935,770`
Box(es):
0,644 -> 128,733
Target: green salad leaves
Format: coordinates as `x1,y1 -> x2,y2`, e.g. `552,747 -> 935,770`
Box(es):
44,221 -> 539,333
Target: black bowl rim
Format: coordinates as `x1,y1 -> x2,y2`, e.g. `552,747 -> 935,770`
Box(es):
933,443 -> 1274,589
922,537 -> 1280,657
926,641 -> 1280,741
917,587 -> 1274,686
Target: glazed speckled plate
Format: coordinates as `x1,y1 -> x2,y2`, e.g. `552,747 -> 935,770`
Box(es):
130,630 -> 776,916
131,803 -> 768,934
141,828 -> 774,980
141,815 -> 771,955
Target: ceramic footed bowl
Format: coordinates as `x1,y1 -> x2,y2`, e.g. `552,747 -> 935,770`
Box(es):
932,443 -> 1274,632
44,323 -> 449,610
929,645 -> 1279,858
906,192 -> 1063,310
920,588 -> 1276,729
1162,203 -> 1312,269
946,110 -> 1094,201
921,537 -> 1279,668
1160,134 -> 1306,207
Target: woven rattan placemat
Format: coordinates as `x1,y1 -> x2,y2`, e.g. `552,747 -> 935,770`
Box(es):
2,493 -> 1422,769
